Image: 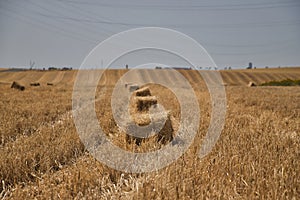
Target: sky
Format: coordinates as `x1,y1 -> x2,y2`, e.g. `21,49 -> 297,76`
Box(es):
0,0 -> 299,69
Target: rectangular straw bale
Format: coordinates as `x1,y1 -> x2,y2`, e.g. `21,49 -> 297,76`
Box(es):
134,87 -> 151,97
133,96 -> 157,112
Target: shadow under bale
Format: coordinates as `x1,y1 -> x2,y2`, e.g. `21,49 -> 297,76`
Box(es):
156,112 -> 174,144
47,83 -> 53,86
11,81 -> 25,91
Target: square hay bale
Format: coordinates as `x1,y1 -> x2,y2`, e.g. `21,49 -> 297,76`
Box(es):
125,111 -> 174,146
30,82 -> 40,86
131,113 -> 152,126
134,87 -> 151,97
11,81 -> 25,91
132,96 -> 157,112
248,82 -> 256,87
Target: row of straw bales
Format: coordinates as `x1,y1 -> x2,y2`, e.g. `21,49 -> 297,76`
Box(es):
10,82 -> 54,91
125,85 -> 175,145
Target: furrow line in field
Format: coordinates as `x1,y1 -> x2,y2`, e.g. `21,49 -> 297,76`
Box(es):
50,71 -> 65,84
235,72 -> 250,85
220,71 -> 240,85
36,71 -> 58,83
59,71 -> 73,85
187,70 -> 203,84
241,72 -> 260,84
0,72 -> 22,83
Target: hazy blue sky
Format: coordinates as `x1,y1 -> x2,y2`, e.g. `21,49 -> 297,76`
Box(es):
0,0 -> 299,69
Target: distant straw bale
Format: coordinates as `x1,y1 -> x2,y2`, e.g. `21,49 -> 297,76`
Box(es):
11,81 -> 25,91
125,83 -> 131,88
30,82 -> 40,86
248,82 -> 256,87
129,84 -> 139,92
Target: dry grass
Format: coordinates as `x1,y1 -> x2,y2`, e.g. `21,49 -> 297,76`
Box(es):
0,85 -> 72,146
0,69 -> 299,199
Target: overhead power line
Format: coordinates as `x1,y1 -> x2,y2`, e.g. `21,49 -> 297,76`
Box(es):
57,0 -> 300,11
0,4 -> 97,44
25,0 -> 113,38
29,9 -> 300,29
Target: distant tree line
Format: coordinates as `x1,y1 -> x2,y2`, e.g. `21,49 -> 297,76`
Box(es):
48,67 -> 72,71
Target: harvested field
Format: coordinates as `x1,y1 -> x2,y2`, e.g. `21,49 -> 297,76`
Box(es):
0,68 -> 299,199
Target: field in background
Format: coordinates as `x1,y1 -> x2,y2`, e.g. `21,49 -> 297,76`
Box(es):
0,68 -> 299,199
1,67 -> 300,86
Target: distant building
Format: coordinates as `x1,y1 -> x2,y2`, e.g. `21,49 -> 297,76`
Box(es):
62,67 -> 72,71
247,62 -> 253,69
48,67 -> 58,70
172,67 -> 191,70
